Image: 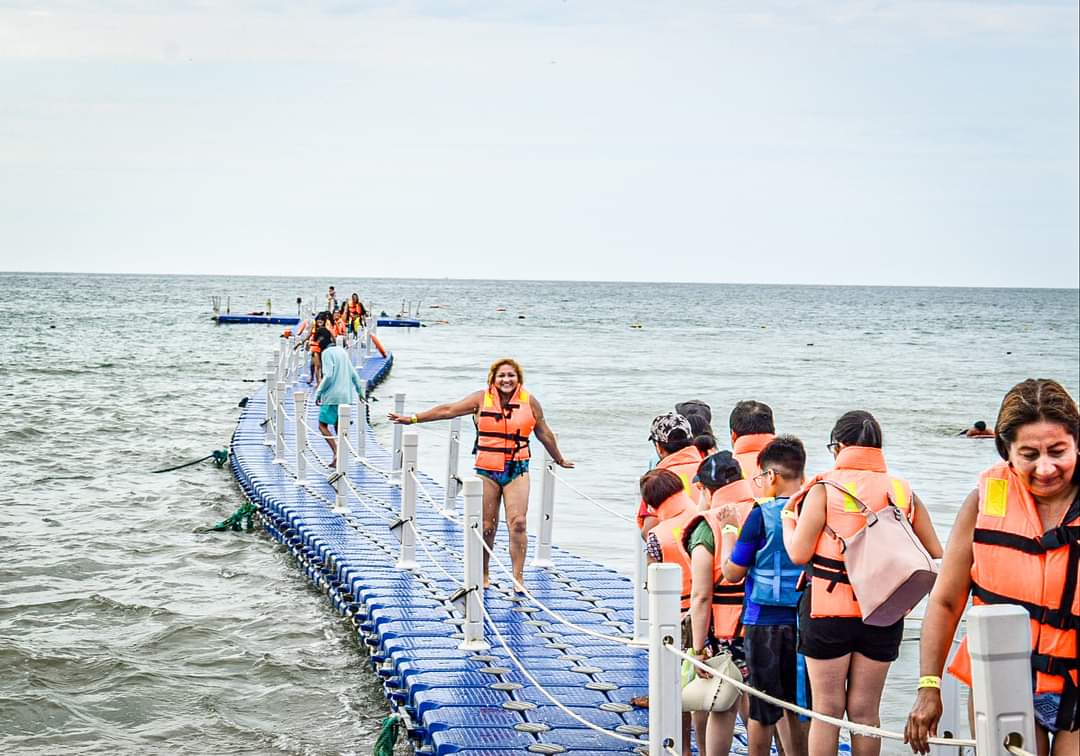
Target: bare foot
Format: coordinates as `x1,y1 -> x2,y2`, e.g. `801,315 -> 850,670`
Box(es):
483,576 -> 491,589
329,458 -> 337,469
512,576 -> 526,595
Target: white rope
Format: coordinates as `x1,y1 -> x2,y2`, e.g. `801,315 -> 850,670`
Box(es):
548,467 -> 636,524
410,471 -> 462,524
465,520 -> 644,648
477,597 -> 643,745
1006,743 -> 1036,756
666,646 -> 977,747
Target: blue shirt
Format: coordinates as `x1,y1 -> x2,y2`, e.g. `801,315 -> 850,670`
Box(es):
730,502 -> 798,626
315,345 -> 365,407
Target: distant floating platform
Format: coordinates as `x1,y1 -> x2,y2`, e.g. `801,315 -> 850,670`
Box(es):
213,314 -> 423,328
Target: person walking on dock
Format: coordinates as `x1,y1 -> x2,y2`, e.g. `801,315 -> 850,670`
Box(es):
388,358 -> 573,590
906,380 -> 1080,754
315,328 -> 366,469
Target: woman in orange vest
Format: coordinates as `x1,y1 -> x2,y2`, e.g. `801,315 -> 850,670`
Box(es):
306,313 -> 328,385
906,380 -> 1079,755
637,412 -> 707,534
783,410 -> 942,756
388,358 -> 573,590
347,293 -> 366,333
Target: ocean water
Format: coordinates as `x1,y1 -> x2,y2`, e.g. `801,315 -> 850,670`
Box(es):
1,272 -> 1077,755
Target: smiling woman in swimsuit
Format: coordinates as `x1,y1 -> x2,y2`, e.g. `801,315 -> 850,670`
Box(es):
389,358 -> 573,589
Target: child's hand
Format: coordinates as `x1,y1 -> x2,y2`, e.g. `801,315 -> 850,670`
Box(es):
716,504 -> 739,528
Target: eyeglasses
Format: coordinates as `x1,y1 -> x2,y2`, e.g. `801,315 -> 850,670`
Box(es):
752,469 -> 776,484
826,442 -> 841,455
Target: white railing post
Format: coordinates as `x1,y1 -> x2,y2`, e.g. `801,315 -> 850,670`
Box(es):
264,370 -> 275,446
272,348 -> 282,384
274,381 -> 286,463
530,447 -> 556,568
354,389 -> 367,459
391,393 -> 405,484
633,531 -> 650,643
278,339 -> 288,380
396,431 -> 418,569
459,477 -> 489,651
969,605 -> 1036,756
333,404 -> 351,514
294,391 -> 307,485
442,416 -> 462,515
648,563 -> 683,756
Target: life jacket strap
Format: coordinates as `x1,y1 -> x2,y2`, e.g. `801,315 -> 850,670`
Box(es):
971,582 -> 1080,631
808,554 -> 849,593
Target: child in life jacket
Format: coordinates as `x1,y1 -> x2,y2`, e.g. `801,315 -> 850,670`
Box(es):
717,436 -> 810,756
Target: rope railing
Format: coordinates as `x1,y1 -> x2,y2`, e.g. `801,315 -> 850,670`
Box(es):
466,523 -> 644,648
548,467 -> 636,524
1005,742 -> 1037,756
476,597 -> 644,746
666,645 -> 977,748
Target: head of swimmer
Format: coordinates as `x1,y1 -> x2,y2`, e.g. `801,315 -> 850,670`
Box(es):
995,379 -> 1079,499
728,400 -> 775,444
487,358 -> 524,396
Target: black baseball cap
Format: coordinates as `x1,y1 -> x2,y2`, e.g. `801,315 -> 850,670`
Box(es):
693,451 -> 742,490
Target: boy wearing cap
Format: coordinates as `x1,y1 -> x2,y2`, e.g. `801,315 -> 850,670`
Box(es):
717,436 -> 809,756
682,451 -> 758,756
637,412 -> 704,536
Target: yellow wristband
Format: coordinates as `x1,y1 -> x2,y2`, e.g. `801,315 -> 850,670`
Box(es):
721,525 -> 739,536
781,509 -> 797,520
410,414 -> 419,424
918,675 -> 941,690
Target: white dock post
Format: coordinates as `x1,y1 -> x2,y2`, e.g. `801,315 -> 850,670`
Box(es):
531,448 -> 556,568
272,348 -> 282,385
968,605 -> 1036,756
391,392 -> 405,485
633,531 -> 650,643
273,381 -> 286,463
333,404 -> 351,514
648,563 -> 683,756
396,432 -> 418,570
932,639 -> 973,756
294,391 -> 307,485
354,389 -> 367,459
442,417 -> 462,515
278,339 -> 288,380
264,369 -> 275,446
459,477 -> 490,651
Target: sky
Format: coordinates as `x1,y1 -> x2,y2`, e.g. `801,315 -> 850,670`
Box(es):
0,1 -> 1077,287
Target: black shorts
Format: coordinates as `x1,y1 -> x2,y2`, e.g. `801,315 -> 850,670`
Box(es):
744,624 -> 801,725
797,589 -> 903,662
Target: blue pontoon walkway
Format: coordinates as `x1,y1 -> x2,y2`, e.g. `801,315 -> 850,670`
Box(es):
229,347 -> 762,755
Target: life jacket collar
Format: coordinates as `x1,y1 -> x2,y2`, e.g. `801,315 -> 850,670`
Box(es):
709,478 -> 756,509
733,433 -> 773,457
834,446 -> 888,473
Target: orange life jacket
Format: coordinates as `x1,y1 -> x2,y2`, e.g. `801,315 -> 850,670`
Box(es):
637,446 -> 705,529
650,492 -> 699,611
681,479 -> 756,639
734,433 -> 775,499
348,301 -> 364,317
791,446 -> 914,619
474,386 -> 536,472
946,463 -> 1079,730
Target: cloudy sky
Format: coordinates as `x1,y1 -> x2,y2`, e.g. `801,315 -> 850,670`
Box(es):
1,1 -> 1077,286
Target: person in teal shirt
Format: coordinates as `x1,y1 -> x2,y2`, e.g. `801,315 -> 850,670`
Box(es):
314,329 -> 366,468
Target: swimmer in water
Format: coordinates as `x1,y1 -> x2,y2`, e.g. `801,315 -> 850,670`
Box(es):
961,420 -> 995,438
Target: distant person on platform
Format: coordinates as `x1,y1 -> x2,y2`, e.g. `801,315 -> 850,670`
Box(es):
961,420 -> 995,438
315,328 -> 366,469
326,285 -> 339,314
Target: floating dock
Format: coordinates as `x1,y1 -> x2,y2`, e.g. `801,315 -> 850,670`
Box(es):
214,313 -> 423,328
230,345 -> 775,754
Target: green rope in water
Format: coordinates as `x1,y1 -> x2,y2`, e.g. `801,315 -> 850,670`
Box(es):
199,502 -> 258,533
372,714 -> 400,756
153,449 -> 229,474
